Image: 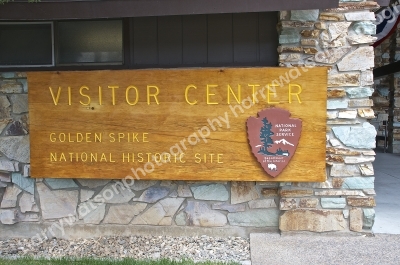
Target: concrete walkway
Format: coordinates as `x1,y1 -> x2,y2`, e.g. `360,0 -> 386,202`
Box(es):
250,149 -> 400,265
250,233 -> 400,265
372,149 -> 400,234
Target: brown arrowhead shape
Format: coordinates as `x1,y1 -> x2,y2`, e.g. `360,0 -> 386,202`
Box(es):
246,108 -> 302,178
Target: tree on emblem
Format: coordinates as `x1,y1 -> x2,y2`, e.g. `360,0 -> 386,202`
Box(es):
258,117 -> 274,155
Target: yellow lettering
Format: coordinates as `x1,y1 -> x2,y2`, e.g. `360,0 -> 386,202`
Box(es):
76,133 -> 83,142
108,85 -> 119,105
248,84 -> 260,103
91,153 -> 98,162
227,85 -> 241,104
179,153 -> 185,163
195,153 -> 201,163
109,153 -> 115,162
50,133 -> 56,142
85,133 -> 91,142
206,84 -> 218,105
218,154 -> 223,163
60,153 -> 66,162
122,153 -> 130,162
100,153 -> 107,162
143,133 -> 148,142
109,133 -> 115,142
49,87 -> 62,105
267,84 -> 279,104
79,86 -> 91,106
50,153 -> 56,161
95,133 -> 102,142
185,85 -> 197,105
68,87 -> 72,105
118,132 -> 124,142
154,153 -> 161,163
138,153 -> 143,162
289,84 -> 302,103
59,133 -> 66,142
98,86 -> 103,105
163,153 -> 171,163
126,86 -> 139,106
147,85 -> 160,105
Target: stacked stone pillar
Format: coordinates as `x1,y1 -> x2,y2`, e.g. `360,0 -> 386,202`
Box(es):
278,1 -> 378,233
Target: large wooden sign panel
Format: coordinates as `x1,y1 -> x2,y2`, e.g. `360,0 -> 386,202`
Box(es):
28,67 -> 327,181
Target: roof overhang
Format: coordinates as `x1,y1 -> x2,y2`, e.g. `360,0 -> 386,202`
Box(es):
0,0 -> 344,20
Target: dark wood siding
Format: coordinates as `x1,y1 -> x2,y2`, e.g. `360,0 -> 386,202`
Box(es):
130,12 -> 278,68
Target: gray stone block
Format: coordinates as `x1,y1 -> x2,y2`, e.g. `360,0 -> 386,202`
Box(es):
175,211 -> 186,226
332,123 -> 376,149
363,208 -> 375,229
345,87 -> 374,98
0,80 -> 23,93
351,21 -> 376,35
77,179 -> 110,189
103,203 -> 147,224
12,173 -> 34,194
327,99 -> 348,110
191,184 -> 228,201
0,136 -> 30,163
291,10 -> 319,21
343,177 -> 374,189
95,182 -> 135,204
0,209 -> 17,224
228,209 -> 279,227
45,179 -> 78,190
10,94 -> 28,114
133,198 -> 184,225
0,185 -> 21,208
137,186 -> 170,203
321,198 -> 346,209
231,182 -> 259,204
279,28 -> 300,44
131,180 -> 158,191
37,182 -> 78,220
0,96 -> 11,119
185,201 -> 227,227
78,201 -> 106,224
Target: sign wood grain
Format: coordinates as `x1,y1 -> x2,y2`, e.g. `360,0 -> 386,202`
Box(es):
28,67 -> 327,181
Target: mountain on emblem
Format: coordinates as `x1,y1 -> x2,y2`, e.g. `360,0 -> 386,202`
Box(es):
246,108 -> 302,178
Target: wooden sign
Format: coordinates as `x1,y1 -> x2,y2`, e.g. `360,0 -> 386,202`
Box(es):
28,67 -> 327,181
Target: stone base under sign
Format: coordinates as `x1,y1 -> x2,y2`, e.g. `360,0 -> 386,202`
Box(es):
0,223 -> 278,240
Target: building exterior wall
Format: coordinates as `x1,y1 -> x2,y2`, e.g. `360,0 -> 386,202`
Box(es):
373,16 -> 400,152
0,0 -> 378,239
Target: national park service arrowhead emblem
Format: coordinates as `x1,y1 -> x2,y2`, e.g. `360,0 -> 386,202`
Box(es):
246,108 -> 302,178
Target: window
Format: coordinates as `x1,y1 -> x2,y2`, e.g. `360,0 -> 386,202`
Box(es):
0,22 -> 53,67
57,20 -> 123,65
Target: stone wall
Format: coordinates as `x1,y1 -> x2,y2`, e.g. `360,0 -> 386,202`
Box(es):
0,1 -> 379,239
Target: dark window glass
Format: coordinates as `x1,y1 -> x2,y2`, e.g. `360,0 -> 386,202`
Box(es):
0,23 -> 53,66
131,12 -> 278,68
57,20 -> 123,65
